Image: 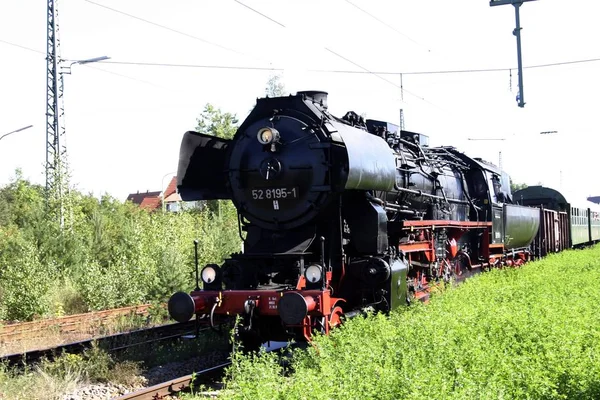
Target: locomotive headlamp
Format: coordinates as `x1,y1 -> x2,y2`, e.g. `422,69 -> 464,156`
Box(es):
304,264 -> 323,283
201,265 -> 218,284
257,127 -> 280,145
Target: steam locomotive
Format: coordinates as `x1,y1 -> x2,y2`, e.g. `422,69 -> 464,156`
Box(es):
166,90 -> 594,349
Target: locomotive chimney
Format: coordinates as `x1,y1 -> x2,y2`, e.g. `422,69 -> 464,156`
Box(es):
298,90 -> 328,108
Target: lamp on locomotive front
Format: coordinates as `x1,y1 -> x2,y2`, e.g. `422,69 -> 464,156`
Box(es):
257,127 -> 280,152
201,265 -> 218,284
304,264 -> 323,283
200,263 -> 221,290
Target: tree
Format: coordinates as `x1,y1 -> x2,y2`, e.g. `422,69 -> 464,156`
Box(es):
265,74 -> 286,97
510,181 -> 528,192
194,104 -> 240,214
195,103 -> 239,140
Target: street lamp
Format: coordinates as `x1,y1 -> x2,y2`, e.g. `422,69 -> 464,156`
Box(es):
61,56 -> 110,75
0,125 -> 33,142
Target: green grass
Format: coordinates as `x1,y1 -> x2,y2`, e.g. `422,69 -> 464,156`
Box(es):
203,245 -> 600,400
0,342 -> 143,399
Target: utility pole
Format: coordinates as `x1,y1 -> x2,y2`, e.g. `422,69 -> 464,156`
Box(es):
559,170 -> 563,189
46,0 -> 109,229
399,109 -> 405,130
490,0 -> 537,108
46,0 -> 67,228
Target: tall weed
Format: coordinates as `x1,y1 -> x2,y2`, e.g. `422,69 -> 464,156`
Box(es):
217,246 -> 600,400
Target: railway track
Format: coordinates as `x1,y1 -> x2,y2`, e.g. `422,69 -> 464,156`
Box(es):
113,342 -> 294,399
0,303 -> 155,343
114,362 -> 231,400
1,318 -> 229,368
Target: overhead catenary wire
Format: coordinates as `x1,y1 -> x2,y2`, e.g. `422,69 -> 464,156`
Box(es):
232,0 -> 285,28
80,57 -> 600,76
323,47 -> 429,104
0,39 -> 46,55
0,39 -> 175,91
231,0 -> 432,105
81,0 -> 256,61
4,37 -> 598,78
43,1 -> 599,99
3,2 -> 598,112
343,0 -> 430,52
81,60 -> 283,71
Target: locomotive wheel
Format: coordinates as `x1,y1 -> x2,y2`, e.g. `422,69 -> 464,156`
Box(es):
451,252 -> 471,283
329,305 -> 344,329
319,304 -> 344,334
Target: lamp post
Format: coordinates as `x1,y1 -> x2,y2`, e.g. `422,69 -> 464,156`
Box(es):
61,56 -> 110,75
0,125 -> 33,143
47,55 -> 110,230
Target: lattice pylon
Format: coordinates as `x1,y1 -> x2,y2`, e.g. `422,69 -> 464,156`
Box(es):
46,0 -> 68,228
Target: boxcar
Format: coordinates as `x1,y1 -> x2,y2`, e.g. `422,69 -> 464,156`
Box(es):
513,185 -> 600,254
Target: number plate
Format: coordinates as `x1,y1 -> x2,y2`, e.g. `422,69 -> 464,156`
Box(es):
250,187 -> 299,201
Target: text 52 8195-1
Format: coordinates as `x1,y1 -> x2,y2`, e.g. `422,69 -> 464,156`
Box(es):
251,187 -> 298,200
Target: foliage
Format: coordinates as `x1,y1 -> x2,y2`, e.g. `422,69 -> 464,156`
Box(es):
0,226 -> 54,320
194,103 -> 240,214
265,74 -> 286,97
195,103 -> 239,140
0,344 -> 143,399
510,181 -> 529,192
0,102 -> 244,321
0,361 -> 82,400
214,246 -> 600,400
0,173 -> 240,321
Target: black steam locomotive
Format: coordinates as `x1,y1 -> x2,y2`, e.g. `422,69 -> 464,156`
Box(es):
167,90 -> 541,349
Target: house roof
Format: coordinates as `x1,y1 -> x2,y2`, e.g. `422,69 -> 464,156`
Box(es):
124,176 -> 179,212
164,192 -> 182,202
164,176 -> 177,198
126,190 -> 162,211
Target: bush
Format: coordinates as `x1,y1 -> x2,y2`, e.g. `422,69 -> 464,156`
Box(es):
0,173 -> 241,321
0,227 -> 55,321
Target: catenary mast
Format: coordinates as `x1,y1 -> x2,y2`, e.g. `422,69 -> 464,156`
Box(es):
46,0 -> 67,228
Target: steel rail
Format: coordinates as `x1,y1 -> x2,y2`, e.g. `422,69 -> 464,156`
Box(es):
0,303 -> 155,341
113,361 -> 231,400
1,319 -> 227,368
114,342 -> 297,399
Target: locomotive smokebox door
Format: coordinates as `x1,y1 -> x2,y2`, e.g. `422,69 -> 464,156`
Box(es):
177,131 -> 231,201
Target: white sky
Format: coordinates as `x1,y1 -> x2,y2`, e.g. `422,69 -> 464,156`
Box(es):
1,0 -> 598,202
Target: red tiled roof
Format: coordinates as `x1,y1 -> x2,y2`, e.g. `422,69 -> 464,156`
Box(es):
125,177 -> 178,212
164,176 -> 177,198
126,190 -> 162,211
139,196 -> 162,210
